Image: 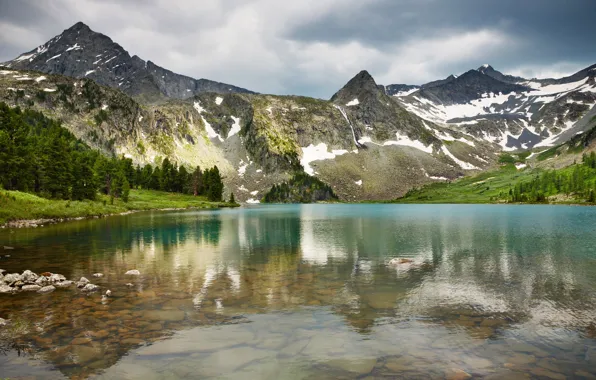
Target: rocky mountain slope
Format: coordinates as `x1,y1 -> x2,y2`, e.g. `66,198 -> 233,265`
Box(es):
387,64 -> 596,152
1,22 -> 253,103
0,67 -> 500,202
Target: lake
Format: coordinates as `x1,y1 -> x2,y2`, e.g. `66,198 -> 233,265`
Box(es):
1,204 -> 596,379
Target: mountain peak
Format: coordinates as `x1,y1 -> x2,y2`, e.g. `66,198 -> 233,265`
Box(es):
477,64 -> 495,73
65,21 -> 92,34
330,69 -> 381,103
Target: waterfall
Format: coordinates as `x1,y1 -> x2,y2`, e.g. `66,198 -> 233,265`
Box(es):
333,104 -> 361,148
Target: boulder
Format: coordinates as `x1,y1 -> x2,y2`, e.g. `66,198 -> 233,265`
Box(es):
35,276 -> 49,286
0,284 -> 15,294
125,270 -> 141,275
2,273 -> 22,285
54,280 -> 73,288
49,273 -> 66,283
38,285 -> 56,294
22,284 -> 42,291
81,284 -> 100,292
21,270 -> 39,283
77,277 -> 90,288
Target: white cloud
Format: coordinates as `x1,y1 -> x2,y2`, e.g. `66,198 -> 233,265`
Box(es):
507,61 -> 590,80
1,0 -> 589,98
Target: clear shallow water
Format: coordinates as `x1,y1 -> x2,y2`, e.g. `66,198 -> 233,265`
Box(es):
0,204 -> 596,379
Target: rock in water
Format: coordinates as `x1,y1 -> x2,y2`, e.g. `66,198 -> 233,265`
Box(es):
3,246 -> 14,250
54,280 -> 73,288
38,285 -> 56,294
2,273 -> 22,285
35,276 -> 49,286
49,273 -> 66,283
92,273 -> 103,278
125,283 -> 134,287
21,270 -> 39,283
105,289 -> 112,296
77,277 -> 90,288
81,284 -> 100,292
125,270 -> 141,275
0,317 -> 9,326
22,284 -> 42,291
0,285 -> 14,294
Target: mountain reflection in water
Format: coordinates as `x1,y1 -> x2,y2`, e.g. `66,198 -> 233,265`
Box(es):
0,204 -> 595,379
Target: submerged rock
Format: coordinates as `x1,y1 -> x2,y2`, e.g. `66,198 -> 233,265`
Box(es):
81,283 -> 100,292
38,285 -> 56,294
388,258 -> 414,266
125,269 -> 141,275
22,284 -> 42,291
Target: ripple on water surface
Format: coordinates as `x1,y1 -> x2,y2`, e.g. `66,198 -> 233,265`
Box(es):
0,204 -> 595,379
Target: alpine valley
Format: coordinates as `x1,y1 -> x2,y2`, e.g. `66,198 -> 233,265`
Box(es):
2,22 -> 596,203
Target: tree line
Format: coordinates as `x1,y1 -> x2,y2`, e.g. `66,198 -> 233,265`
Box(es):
0,103 -> 226,202
263,172 -> 338,203
509,152 -> 596,203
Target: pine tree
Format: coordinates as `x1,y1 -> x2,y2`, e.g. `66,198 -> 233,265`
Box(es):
122,178 -> 130,202
229,192 -> 235,203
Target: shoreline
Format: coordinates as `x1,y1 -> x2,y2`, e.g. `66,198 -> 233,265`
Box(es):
1,205 -> 240,230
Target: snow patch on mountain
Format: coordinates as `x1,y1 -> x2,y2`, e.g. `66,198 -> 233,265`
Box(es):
346,98 -> 359,106
382,132 -> 434,153
194,101 -> 223,142
441,146 -> 478,170
301,143 -> 349,175
228,116 -> 241,138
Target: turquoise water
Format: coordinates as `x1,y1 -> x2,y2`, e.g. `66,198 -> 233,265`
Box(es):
0,204 -> 596,379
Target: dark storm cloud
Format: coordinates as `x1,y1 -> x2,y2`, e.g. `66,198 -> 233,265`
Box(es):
1,0 -> 594,98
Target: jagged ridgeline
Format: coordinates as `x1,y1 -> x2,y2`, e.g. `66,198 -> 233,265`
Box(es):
3,21 -> 595,203
0,102 -> 225,202
262,173 -> 338,203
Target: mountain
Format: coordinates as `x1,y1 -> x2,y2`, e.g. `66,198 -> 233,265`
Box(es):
388,64 -> 596,151
0,66 -> 499,202
1,22 -> 253,103
476,64 -> 526,84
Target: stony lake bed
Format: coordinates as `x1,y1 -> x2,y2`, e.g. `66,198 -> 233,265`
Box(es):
0,204 -> 596,379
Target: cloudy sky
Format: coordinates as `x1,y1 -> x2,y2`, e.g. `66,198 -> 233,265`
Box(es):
1,0 -> 595,98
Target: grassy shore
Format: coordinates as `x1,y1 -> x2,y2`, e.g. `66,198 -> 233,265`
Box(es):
0,189 -> 239,226
392,164 -> 593,205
